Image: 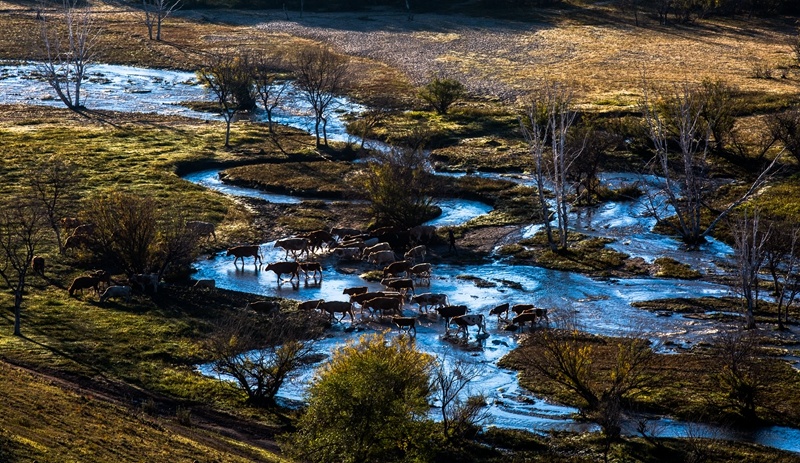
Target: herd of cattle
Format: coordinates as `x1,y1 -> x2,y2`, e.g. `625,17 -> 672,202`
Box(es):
50,218 -> 550,339
227,225 -> 550,339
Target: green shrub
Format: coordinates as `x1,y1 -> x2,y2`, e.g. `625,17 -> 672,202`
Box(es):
419,77 -> 466,115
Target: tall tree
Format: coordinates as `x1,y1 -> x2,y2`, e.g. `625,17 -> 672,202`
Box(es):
26,157 -> 78,255
732,209 -> 769,330
37,0 -> 97,110
292,47 -> 350,148
640,82 -> 781,246
251,51 -> 288,135
198,53 -> 254,148
520,81 -> 584,251
0,198 -> 46,336
143,0 -> 181,41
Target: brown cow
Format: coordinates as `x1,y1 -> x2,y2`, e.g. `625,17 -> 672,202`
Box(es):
511,304 -> 535,316
187,221 -> 216,241
381,278 -> 415,295
362,296 -> 402,317
450,314 -> 487,336
90,270 -> 112,290
404,245 -> 427,264
383,260 -> 411,279
331,227 -> 362,241
392,317 -> 417,336
512,312 -> 538,332
264,261 -> 300,283
297,299 -> 323,311
299,262 -> 323,280
275,237 -> 309,260
409,263 -> 432,280
489,303 -> 510,321
31,256 -> 45,276
64,234 -> 91,251
303,229 -> 335,254
319,300 -> 355,323
343,286 -> 368,296
227,245 -> 262,266
410,293 -> 448,313
435,305 -> 468,328
367,250 -> 396,266
68,276 -> 99,296
246,300 -> 281,313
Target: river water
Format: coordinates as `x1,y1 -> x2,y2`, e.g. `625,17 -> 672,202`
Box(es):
2,62 -> 799,452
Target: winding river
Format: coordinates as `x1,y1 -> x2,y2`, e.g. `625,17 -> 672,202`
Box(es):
2,62 -> 800,452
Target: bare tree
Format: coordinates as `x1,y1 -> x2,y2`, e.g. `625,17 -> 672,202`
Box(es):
206,309 -> 320,406
766,107 -> 800,163
292,47 -> 350,148
713,330 -> 765,422
432,353 -> 487,441
764,221 -> 800,330
198,53 -> 254,148
516,317 -> 654,441
37,0 -> 97,111
26,157 -> 79,255
640,82 -> 781,246
251,51 -> 288,135
0,198 -> 47,336
143,0 -> 181,41
732,209 -> 769,330
520,81 -> 584,251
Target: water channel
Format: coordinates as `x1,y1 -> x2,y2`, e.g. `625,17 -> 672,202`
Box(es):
2,62 -> 799,452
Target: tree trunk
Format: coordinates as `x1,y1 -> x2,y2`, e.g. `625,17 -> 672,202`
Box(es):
14,288 -> 22,336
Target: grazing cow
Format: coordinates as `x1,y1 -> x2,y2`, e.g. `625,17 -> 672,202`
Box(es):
363,296 -> 403,317
363,242 -> 392,257
404,245 -> 427,264
511,304 -> 535,316
343,286 -> 368,296
297,299 -> 323,311
332,247 -> 361,260
450,314 -> 487,337
408,263 -> 432,280
381,278 -> 415,295
99,285 -> 132,303
533,307 -> 549,324
131,273 -> 159,293
367,250 -> 396,267
435,305 -> 468,327
410,293 -> 449,313
319,300 -> 355,323
392,317 -> 417,336
226,245 -> 262,266
383,260 -> 411,279
512,312 -> 538,332
90,270 -> 112,290
299,262 -> 323,280
186,220 -> 216,241
194,279 -> 216,290
409,225 -> 435,244
489,303 -> 510,321
264,261 -> 300,283
68,276 -> 100,296
31,256 -> 45,276
246,300 -> 281,313
275,237 -> 310,260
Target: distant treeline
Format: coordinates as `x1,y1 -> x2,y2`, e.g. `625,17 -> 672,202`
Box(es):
176,0 -> 799,17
